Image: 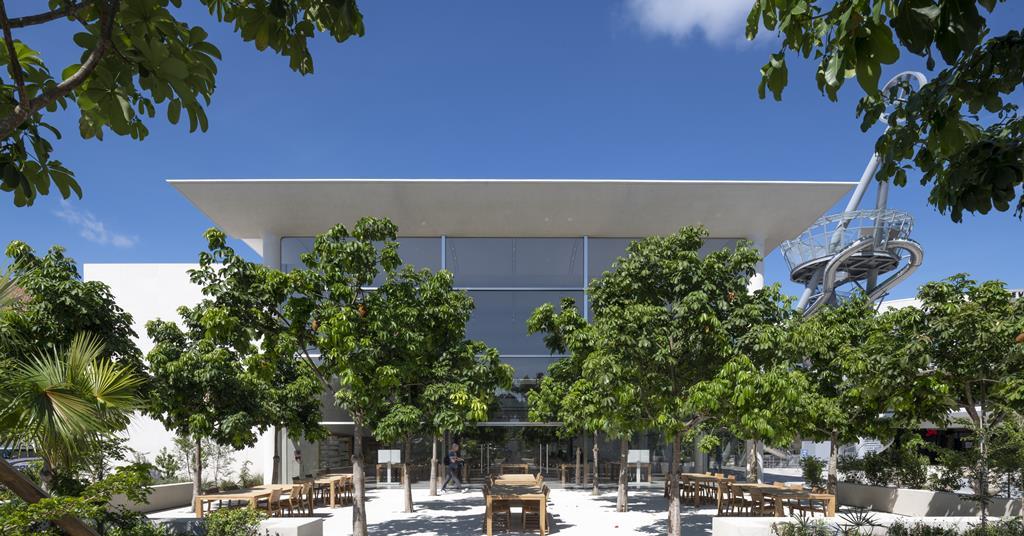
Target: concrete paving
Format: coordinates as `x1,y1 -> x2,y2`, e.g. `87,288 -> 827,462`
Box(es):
150,487 -> 717,535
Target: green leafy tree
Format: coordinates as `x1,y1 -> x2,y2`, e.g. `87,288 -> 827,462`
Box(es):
689,354 -> 820,483
371,267 -> 511,511
688,283 -> 807,484
583,226 -> 768,536
528,297 -> 647,510
421,340 -> 511,497
0,241 -> 141,371
0,0 -> 364,206
154,447 -> 181,481
747,0 -> 1023,221
786,296 -> 931,494
865,275 -> 1024,522
145,289 -> 324,509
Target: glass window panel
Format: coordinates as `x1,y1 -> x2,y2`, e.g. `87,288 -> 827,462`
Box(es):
445,238 -> 583,287
466,291 -> 584,355
587,237 -> 740,283
586,238 -> 640,283
282,237 -> 315,273
280,237 -> 441,281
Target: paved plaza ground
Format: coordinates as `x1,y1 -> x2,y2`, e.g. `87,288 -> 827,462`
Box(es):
151,487 -> 718,535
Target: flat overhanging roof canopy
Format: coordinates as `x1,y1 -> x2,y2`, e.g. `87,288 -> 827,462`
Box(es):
169,179 -> 854,255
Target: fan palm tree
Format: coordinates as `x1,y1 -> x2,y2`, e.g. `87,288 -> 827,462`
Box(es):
0,270 -> 144,536
0,332 -> 145,484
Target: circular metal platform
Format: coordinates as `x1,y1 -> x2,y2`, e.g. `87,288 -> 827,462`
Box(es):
782,209 -> 915,285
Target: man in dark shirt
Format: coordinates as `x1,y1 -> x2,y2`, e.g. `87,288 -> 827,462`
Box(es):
441,442 -> 465,493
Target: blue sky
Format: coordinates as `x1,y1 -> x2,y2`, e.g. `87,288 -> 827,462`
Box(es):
2,0 -> 1021,299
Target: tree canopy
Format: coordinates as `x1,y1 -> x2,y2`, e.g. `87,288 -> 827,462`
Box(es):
577,226 -> 776,536
0,0 -> 364,206
862,275 -> 1024,520
0,241 -> 141,371
748,0 -> 1023,221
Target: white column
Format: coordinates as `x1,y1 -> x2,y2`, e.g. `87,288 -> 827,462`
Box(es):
261,232 -> 281,484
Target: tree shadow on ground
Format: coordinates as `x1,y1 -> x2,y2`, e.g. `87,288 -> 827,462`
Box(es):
635,511 -> 713,535
592,492 -> 677,515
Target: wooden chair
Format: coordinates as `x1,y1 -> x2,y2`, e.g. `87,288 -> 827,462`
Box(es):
282,484 -> 305,516
521,485 -> 550,532
257,488 -> 284,517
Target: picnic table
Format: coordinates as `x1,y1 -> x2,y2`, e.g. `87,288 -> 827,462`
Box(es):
193,488 -> 271,518
499,463 -> 530,475
485,481 -> 548,536
730,482 -> 836,517
316,473 -> 352,508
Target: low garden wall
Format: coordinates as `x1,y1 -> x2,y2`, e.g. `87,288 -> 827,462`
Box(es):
713,516 -> 988,536
837,482 -> 1024,517
109,482 -> 193,513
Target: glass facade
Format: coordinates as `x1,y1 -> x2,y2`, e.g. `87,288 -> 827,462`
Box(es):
280,235 -> 739,423
280,234 -> 742,482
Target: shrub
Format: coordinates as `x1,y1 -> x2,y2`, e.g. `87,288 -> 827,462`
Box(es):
238,461 -> 262,488
771,518 -> 835,536
838,455 -> 865,484
203,507 -> 266,536
800,456 -> 826,490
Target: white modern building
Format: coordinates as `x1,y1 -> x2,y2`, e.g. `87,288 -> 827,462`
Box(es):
85,178 -> 854,484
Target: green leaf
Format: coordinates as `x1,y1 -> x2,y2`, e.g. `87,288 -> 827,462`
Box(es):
167,100 -> 182,124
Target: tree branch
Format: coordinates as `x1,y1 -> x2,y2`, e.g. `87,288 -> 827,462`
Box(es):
9,1 -> 91,28
0,0 -> 115,139
0,0 -> 27,108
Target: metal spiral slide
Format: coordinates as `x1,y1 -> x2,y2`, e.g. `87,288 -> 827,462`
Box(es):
783,72 -> 927,316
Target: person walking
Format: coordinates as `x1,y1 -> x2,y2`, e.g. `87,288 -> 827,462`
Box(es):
441,442 -> 465,493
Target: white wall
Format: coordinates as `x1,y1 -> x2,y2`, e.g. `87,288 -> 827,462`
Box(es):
84,264 -> 271,483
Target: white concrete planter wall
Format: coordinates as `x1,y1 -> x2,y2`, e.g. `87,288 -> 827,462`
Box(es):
714,517 -> 987,536
837,482 -> 1023,517
109,482 -> 192,513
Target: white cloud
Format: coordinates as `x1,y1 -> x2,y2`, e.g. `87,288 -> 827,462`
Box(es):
54,201 -> 138,248
626,0 -> 754,44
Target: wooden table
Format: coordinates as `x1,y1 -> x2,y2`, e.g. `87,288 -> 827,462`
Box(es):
499,463 -> 530,475
494,474 -> 539,485
485,483 -> 548,536
730,483 -> 836,517
558,463 -> 591,484
317,473 -> 352,508
678,473 -> 729,510
193,488 -> 271,518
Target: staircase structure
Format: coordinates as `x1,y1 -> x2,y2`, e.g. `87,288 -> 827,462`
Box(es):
783,72 -> 928,316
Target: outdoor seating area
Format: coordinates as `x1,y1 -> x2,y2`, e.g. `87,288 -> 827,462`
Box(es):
669,472 -> 836,518
192,473 -> 353,518
482,473 -> 551,535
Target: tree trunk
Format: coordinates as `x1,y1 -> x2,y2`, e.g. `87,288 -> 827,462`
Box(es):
0,458 -> 100,536
429,434 -> 439,496
978,394 -> 990,525
616,437 -> 629,512
192,440 -> 203,512
272,427 -> 281,484
827,430 -> 839,494
745,440 -> 764,483
352,417 -> 368,536
591,431 -> 599,496
575,444 -> 582,486
403,434 -> 414,513
667,432 -> 681,536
